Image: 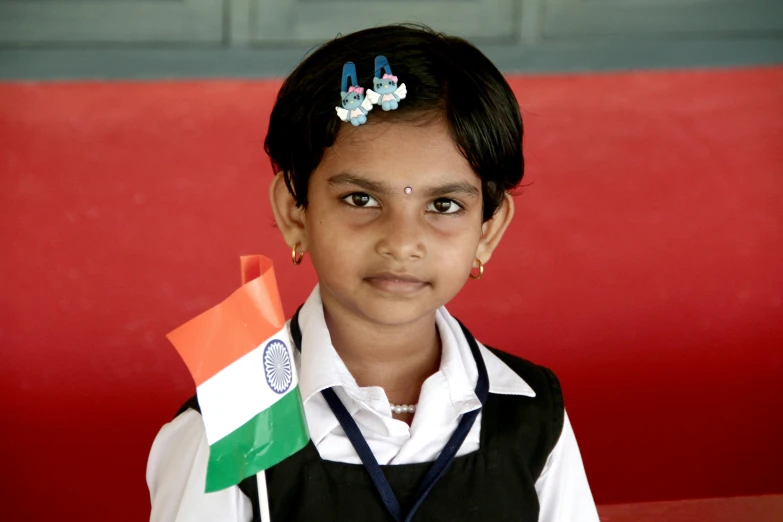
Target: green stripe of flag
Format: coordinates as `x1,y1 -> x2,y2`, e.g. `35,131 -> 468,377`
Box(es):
205,385 -> 309,492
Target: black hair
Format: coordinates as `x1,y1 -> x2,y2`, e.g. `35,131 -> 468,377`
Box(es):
264,24 -> 524,222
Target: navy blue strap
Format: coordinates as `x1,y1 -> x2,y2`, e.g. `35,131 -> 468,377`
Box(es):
407,319 -> 489,516
290,307 -> 489,522
321,387 -> 404,521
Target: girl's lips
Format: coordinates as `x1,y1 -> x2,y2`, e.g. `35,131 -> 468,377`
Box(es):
364,273 -> 429,295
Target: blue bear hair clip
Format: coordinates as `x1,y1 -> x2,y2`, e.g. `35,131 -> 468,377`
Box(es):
366,55 -> 407,111
335,62 -> 374,126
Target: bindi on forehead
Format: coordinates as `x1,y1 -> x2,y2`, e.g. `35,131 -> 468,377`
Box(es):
326,172 -> 480,199
319,119 -> 478,195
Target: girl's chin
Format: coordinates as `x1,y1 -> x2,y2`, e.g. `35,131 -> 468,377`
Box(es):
352,294 -> 447,327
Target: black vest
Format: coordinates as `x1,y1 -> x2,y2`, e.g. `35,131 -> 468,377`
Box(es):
176,348 -> 564,522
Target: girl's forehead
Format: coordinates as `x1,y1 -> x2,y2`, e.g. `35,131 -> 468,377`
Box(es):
322,120 -> 474,185
336,119 -> 465,162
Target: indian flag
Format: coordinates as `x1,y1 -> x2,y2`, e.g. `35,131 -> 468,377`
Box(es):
167,255 -> 309,492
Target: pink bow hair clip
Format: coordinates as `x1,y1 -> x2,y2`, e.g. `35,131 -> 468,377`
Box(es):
367,56 -> 407,111
336,62 -> 373,126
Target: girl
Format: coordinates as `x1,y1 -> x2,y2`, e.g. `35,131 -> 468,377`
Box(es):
147,24 -> 599,521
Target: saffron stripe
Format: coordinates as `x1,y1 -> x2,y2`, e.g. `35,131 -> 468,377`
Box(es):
167,256 -> 285,386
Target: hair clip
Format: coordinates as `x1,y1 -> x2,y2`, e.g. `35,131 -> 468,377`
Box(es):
335,62 -> 374,126
366,56 -> 407,111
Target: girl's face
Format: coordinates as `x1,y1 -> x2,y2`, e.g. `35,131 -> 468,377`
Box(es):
295,117 -> 510,327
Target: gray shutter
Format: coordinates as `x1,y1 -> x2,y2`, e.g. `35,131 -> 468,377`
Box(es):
0,0 -> 222,44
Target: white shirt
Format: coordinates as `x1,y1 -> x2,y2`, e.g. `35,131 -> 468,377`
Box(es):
147,286 -> 599,521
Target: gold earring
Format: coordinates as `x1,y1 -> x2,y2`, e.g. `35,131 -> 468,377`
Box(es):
470,258 -> 484,280
292,242 -> 304,265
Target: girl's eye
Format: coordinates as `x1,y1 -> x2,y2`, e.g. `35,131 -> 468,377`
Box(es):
343,193 -> 380,208
428,198 -> 462,214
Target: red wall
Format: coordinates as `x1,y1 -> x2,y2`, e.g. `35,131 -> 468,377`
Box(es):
1,67 -> 781,520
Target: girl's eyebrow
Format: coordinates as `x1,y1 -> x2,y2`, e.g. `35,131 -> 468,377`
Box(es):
327,173 -> 479,199
327,173 -> 394,195
424,182 -> 480,199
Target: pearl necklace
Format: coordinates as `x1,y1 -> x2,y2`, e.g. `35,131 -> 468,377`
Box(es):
390,403 -> 417,414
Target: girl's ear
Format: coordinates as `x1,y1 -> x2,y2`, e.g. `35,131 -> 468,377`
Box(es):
269,172 -> 307,252
475,193 -> 515,265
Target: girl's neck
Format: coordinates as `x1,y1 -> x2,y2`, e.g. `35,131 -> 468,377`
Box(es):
321,300 -> 441,407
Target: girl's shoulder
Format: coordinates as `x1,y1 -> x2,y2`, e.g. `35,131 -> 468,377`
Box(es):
485,346 -> 563,398
478,346 -> 568,481
483,346 -> 565,434
146,401 -> 253,521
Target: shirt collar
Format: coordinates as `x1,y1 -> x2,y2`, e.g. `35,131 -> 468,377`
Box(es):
293,285 -> 536,443
295,285 -> 358,406
435,306 -> 536,399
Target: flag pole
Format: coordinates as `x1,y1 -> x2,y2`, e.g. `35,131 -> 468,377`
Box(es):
257,471 -> 271,521
246,256 -> 271,520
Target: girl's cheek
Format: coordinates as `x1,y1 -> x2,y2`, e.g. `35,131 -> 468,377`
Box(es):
310,199 -> 371,229
427,213 -> 480,239
340,215 -> 478,244
341,210 -> 380,229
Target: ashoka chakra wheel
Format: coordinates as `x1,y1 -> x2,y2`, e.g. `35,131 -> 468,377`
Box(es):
263,339 -> 292,394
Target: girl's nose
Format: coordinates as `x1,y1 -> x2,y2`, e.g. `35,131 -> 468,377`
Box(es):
375,210 -> 425,262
